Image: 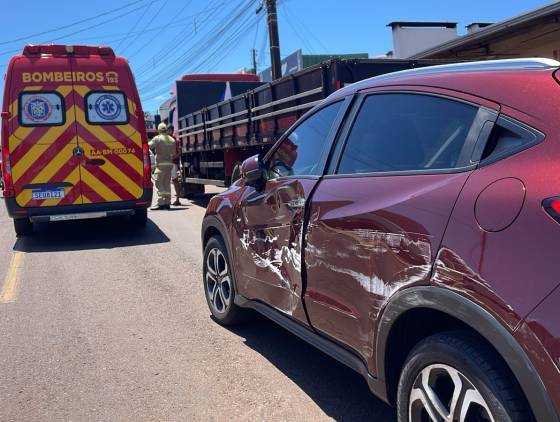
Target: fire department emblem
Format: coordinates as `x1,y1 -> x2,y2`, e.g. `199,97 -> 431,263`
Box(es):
95,94 -> 121,120
23,96 -> 52,122
105,71 -> 119,84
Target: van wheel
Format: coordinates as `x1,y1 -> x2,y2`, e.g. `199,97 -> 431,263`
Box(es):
13,218 -> 33,236
131,209 -> 148,227
203,236 -> 250,325
397,331 -> 532,422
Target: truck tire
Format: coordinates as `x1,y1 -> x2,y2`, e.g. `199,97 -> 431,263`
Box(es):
131,209 -> 148,227
13,218 -> 33,236
397,331 -> 532,422
203,235 -> 251,325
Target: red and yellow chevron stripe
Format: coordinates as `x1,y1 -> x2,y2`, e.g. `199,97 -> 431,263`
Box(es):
10,84 -> 144,208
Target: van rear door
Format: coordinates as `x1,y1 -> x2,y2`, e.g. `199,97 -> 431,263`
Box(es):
9,54 -> 83,207
71,55 -> 144,204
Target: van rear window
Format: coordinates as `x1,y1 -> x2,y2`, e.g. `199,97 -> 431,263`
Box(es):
85,91 -> 129,125
19,92 -> 65,127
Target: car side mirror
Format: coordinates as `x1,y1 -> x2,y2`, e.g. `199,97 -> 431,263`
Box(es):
241,154 -> 267,186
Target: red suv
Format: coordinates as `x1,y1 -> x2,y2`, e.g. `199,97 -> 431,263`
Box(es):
201,59 -> 560,422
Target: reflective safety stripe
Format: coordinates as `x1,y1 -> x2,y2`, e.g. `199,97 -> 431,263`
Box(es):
156,162 -> 174,167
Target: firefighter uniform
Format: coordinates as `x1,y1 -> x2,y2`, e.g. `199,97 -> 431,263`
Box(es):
149,123 -> 177,209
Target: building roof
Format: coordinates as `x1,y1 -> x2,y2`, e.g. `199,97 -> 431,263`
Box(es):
387,21 -> 457,28
465,22 -> 493,29
410,1 -> 560,59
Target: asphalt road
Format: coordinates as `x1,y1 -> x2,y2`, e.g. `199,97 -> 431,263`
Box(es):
0,187 -> 396,422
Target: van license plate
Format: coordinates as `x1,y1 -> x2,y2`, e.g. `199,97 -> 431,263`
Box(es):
32,189 -> 65,200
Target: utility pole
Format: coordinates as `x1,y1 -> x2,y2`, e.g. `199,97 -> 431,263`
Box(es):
265,0 -> 282,80
251,48 -> 258,74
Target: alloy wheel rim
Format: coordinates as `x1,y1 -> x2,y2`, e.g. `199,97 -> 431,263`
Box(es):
409,364 -> 495,422
205,248 -> 232,314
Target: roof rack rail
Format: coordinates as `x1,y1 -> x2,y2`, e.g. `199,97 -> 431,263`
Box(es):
376,58 -> 560,80
332,58 -> 560,99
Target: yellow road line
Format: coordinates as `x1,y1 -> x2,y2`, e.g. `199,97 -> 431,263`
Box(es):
0,252 -> 24,304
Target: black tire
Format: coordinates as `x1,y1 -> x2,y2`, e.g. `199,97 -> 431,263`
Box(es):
131,209 -> 148,227
203,235 -> 249,325
13,218 -> 33,236
231,162 -> 242,184
397,331 -> 532,422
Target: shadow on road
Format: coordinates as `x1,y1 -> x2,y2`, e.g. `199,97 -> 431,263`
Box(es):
187,193 -> 217,209
226,316 -> 397,421
13,217 -> 170,253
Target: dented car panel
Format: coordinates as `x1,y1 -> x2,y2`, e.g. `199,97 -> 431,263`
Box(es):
231,177 -> 317,322
304,172 -> 471,370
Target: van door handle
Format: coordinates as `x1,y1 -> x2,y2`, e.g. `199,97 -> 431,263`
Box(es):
85,158 -> 105,166
287,197 -> 306,209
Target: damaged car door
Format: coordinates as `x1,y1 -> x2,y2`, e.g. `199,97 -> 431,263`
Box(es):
304,91 -> 497,365
233,99 -> 346,319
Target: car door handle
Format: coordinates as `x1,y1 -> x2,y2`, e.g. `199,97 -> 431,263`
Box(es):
288,197 -> 306,209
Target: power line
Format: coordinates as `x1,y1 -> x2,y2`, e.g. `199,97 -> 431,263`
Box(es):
126,0 -> 195,61
139,0 -> 258,101
252,11 -> 261,50
258,23 -> 268,66
116,1 -> 155,52
59,20 -> 197,44
283,1 -> 328,52
131,0 -> 225,75
0,0 -> 153,46
122,0 -> 173,57
190,11 -> 259,74
0,2 -> 152,57
135,0 -> 249,87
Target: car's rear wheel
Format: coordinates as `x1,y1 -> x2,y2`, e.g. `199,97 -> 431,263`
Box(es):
13,218 -> 33,236
131,209 -> 148,227
203,236 -> 248,325
397,331 -> 532,422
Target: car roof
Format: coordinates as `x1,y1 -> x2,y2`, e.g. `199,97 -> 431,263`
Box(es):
329,58 -> 560,101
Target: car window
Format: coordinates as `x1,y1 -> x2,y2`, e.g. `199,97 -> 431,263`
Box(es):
19,92 -> 65,127
337,93 -> 479,174
85,91 -> 129,125
269,101 -> 342,178
480,116 -> 543,164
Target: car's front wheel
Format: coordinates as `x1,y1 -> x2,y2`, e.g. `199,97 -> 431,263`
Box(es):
203,236 -> 248,325
397,331 -> 532,422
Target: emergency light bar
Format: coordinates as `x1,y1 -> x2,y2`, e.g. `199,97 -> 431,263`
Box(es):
22,45 -> 115,57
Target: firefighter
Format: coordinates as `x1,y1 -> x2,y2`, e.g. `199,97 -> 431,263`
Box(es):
149,123 -> 177,210
167,124 -> 182,206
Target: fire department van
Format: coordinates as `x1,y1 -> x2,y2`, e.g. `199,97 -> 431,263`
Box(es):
1,45 -> 152,235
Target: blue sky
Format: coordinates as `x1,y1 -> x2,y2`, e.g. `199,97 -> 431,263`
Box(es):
0,0 -> 551,113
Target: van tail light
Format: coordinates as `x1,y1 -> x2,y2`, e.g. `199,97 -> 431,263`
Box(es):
543,197 -> 560,223
2,148 -> 14,197
142,144 -> 152,189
